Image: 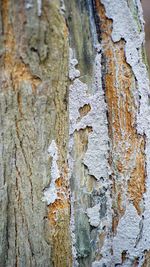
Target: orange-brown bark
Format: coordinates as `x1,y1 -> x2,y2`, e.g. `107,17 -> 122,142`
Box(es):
95,1 -> 146,222
2,0 -> 40,93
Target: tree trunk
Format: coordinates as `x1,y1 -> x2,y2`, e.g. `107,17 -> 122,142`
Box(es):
0,0 -> 150,266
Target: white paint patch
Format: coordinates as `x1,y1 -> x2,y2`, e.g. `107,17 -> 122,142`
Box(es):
87,204 -> 100,227
25,0 -> 33,9
69,53 -> 109,181
101,0 -> 149,134
68,52 -> 80,266
69,48 -> 80,81
101,0 -> 150,264
70,194 -> 79,267
69,50 -> 112,265
37,0 -> 42,16
92,204 -> 142,267
113,203 -> 141,265
92,258 -> 111,267
42,140 -> 60,205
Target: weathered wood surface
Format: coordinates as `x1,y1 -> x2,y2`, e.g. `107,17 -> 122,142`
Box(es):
0,0 -> 150,266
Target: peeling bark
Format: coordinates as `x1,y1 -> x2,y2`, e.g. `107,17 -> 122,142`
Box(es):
0,0 -> 150,267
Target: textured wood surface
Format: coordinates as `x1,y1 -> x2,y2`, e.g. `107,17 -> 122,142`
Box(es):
0,1 -> 150,267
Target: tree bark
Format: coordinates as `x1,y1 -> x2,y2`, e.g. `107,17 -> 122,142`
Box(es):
0,0 -> 150,267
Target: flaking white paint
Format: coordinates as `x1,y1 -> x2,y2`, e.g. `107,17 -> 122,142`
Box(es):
101,0 -> 149,135
87,204 -> 100,227
42,140 -> 60,205
69,53 -> 109,181
113,203 -> 141,265
101,0 -> 150,264
70,194 -> 79,267
37,0 -> 42,16
69,49 -> 80,81
25,1 -> 33,9
69,49 -> 112,265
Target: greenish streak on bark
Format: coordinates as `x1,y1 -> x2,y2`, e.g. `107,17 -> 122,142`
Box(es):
127,0 -> 142,32
65,0 -> 96,84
